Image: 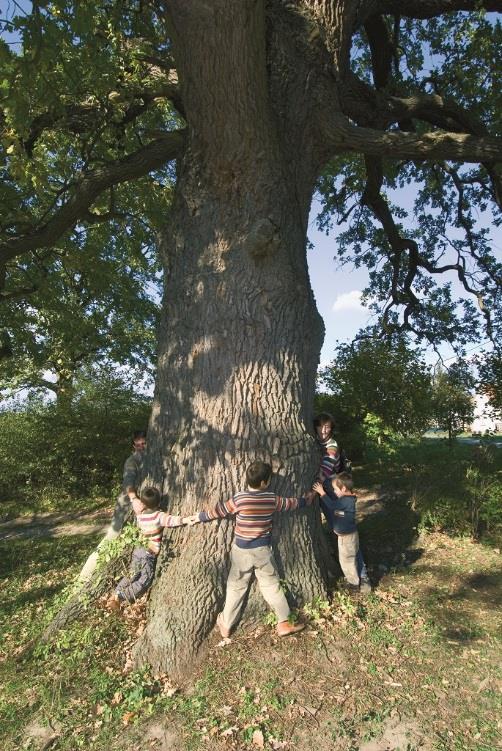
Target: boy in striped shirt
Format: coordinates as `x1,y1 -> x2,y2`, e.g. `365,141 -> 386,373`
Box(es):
107,487 -> 191,610
192,460 -> 314,638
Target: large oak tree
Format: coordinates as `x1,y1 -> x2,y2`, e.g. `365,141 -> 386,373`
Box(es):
1,1 -> 501,674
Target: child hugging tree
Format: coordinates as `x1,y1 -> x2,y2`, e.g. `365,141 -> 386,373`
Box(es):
107,487 -> 192,610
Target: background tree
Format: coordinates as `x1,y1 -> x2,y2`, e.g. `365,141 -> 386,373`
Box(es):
1,1 -> 501,675
431,362 -> 476,443
0,210 -> 161,404
0,365 -> 151,506
476,349 -> 502,415
319,337 -> 433,443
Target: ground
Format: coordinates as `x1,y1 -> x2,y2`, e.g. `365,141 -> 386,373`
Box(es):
1,475 -> 501,751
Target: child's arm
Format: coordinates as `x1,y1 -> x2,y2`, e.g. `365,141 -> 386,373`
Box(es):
197,496 -> 238,523
275,490 -> 315,512
158,511 -> 186,528
319,443 -> 340,480
313,482 -> 343,512
128,492 -> 146,516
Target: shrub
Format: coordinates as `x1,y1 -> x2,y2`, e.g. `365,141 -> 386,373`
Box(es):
409,441 -> 502,543
0,380 -> 151,511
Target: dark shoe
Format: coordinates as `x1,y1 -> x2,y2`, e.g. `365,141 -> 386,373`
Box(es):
276,620 -> 305,637
216,613 -> 231,638
339,580 -> 360,594
360,578 -> 372,594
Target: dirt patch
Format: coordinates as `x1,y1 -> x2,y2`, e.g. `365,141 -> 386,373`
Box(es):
359,715 -> 430,751
0,508 -> 111,540
22,718 -> 61,750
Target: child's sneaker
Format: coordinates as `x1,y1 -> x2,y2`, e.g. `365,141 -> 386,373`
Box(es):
276,620 -> 305,637
360,578 -> 372,594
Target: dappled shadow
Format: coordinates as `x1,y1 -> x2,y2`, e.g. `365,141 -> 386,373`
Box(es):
0,508 -> 110,541
355,490 -> 422,587
0,532 -> 102,579
416,565 -> 502,644
2,584 -> 61,618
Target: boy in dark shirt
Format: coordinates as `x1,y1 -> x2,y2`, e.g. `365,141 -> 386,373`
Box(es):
313,472 -> 371,593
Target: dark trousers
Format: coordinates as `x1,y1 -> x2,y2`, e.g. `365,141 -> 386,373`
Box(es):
115,547 -> 157,603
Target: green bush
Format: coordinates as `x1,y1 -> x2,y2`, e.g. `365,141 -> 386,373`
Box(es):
407,441 -> 502,543
0,378 -> 151,512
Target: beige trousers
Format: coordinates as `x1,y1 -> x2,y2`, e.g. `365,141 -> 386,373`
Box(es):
221,544 -> 290,629
337,530 -> 360,586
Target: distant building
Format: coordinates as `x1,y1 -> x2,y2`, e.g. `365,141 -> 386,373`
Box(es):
470,393 -> 502,434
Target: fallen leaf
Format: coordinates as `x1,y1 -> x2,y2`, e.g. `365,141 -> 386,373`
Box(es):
270,740 -> 288,750
298,705 -> 318,717
220,726 -> 238,736
122,711 -> 136,726
252,729 -> 265,748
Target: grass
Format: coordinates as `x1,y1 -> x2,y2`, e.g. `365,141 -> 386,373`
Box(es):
1,440 -> 502,750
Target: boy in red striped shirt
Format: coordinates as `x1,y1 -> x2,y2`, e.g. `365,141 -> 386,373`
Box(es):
191,460 -> 314,637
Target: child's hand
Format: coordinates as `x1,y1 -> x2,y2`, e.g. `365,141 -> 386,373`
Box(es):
312,482 -> 324,496
182,514 -> 200,526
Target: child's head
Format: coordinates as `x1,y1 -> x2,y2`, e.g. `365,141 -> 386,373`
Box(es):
332,472 -> 354,495
314,412 -> 335,442
246,461 -> 272,489
132,430 -> 147,452
139,486 -> 161,510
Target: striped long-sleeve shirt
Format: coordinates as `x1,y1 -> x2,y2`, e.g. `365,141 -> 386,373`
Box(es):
132,497 -> 183,555
318,436 -> 341,480
198,489 -> 311,549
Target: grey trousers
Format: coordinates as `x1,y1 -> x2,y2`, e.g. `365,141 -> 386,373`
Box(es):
221,545 -> 291,630
337,530 -> 360,586
115,547 -> 157,603
77,493 -> 131,583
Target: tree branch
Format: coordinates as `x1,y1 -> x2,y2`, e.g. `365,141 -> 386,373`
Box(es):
20,81 -> 184,156
328,115 -> 502,162
377,0 -> 502,19
0,130 -> 186,268
364,14 -> 394,90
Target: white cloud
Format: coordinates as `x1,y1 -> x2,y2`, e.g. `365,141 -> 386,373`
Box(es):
332,290 -> 366,313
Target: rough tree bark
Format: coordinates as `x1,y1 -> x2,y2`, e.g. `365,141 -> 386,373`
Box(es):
132,0 -> 335,676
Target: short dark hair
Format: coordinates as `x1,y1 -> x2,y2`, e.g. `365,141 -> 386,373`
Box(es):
140,487 -> 161,509
133,430 -> 147,441
333,472 -> 354,492
313,413 -> 335,432
246,461 -> 272,489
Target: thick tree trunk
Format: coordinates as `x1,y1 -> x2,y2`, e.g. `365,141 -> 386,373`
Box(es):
132,0 -> 332,675
134,164 -> 330,675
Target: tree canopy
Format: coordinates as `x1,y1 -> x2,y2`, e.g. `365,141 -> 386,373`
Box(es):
319,337 -> 433,436
1,0 -> 501,368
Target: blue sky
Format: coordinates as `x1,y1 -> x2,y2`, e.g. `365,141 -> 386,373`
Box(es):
307,193 -> 501,369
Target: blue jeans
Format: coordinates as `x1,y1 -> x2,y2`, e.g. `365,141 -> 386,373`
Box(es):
115,547 -> 157,603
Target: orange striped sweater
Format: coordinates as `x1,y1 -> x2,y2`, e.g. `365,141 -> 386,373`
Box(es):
132,497 -> 183,555
198,489 -> 311,549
